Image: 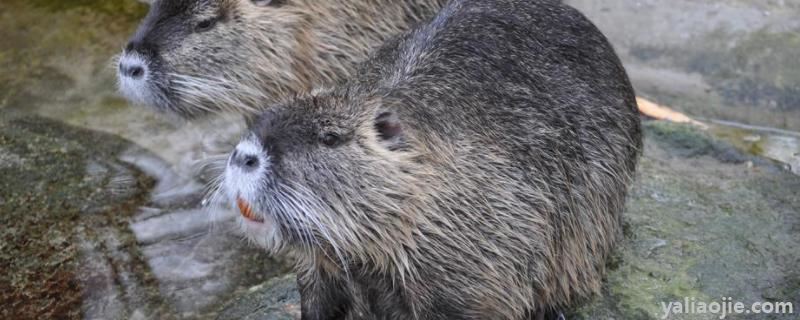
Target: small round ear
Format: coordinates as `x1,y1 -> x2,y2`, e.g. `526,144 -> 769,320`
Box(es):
374,111 -> 405,150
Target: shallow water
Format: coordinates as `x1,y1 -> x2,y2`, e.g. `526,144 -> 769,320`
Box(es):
1,0 -> 798,319
707,120 -> 800,175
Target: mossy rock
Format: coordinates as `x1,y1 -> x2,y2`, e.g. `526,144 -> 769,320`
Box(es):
0,115 -> 154,319
573,121 -> 800,319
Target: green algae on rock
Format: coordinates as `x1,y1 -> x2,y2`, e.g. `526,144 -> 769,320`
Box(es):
571,121 -> 800,319
0,0 -> 146,115
0,115 -> 154,319
0,115 -> 295,319
28,0 -> 148,18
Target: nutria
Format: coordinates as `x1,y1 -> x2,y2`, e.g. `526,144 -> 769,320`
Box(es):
117,0 -> 446,117
220,0 -> 642,318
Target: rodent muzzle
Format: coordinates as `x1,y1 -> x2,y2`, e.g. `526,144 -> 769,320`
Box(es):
119,39 -> 155,80
118,53 -> 148,80
117,51 -> 159,108
224,137 -> 270,224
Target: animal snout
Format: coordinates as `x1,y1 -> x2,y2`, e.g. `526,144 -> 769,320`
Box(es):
224,138 -> 267,205
230,149 -> 260,172
119,63 -> 145,79
118,55 -> 148,80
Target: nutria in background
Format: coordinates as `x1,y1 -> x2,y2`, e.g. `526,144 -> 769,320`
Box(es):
117,0 -> 446,117
220,0 -> 642,318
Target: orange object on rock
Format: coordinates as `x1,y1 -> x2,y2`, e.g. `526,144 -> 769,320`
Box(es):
636,97 -> 707,129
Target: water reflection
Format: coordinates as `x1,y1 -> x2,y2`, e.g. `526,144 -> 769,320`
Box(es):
79,149 -> 289,319
708,120 -> 800,175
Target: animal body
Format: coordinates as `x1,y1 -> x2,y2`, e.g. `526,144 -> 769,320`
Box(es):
221,0 -> 642,318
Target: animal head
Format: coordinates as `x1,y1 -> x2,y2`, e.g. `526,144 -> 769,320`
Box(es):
117,0 -> 317,117
219,91 -> 423,271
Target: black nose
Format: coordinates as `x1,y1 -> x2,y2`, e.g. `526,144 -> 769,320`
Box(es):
119,63 -> 146,79
119,38 -> 154,80
230,150 -> 260,171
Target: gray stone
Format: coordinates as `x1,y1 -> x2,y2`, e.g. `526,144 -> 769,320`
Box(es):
216,274 -> 301,320
572,121 -> 800,320
0,115 -> 155,319
567,0 -> 800,131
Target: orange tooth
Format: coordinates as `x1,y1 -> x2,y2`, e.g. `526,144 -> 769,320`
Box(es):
236,197 -> 256,220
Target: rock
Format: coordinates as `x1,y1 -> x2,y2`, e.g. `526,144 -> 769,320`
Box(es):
217,122 -> 800,320
1,2 -> 288,318
0,116 -> 292,319
120,207 -> 290,318
0,115 -> 154,319
572,121 -> 800,319
216,274 -> 301,320
566,0 -> 800,131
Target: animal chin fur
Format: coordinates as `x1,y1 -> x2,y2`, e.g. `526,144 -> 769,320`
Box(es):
223,135 -> 282,251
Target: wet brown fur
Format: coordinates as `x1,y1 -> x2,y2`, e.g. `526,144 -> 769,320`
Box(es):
121,0 -> 447,116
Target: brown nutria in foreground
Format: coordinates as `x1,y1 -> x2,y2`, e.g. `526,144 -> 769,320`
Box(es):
220,0 -> 642,318
117,0 -> 446,117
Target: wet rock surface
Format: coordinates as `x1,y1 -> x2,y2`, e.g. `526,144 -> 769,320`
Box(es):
567,0 -> 800,131
216,274 -> 301,320
2,1 -> 288,319
572,121 -> 800,319
0,116 -> 154,319
0,115 -> 290,319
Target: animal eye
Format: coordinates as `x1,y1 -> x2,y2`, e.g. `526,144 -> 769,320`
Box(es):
321,133 -> 340,147
252,0 -> 285,7
195,18 -> 217,32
